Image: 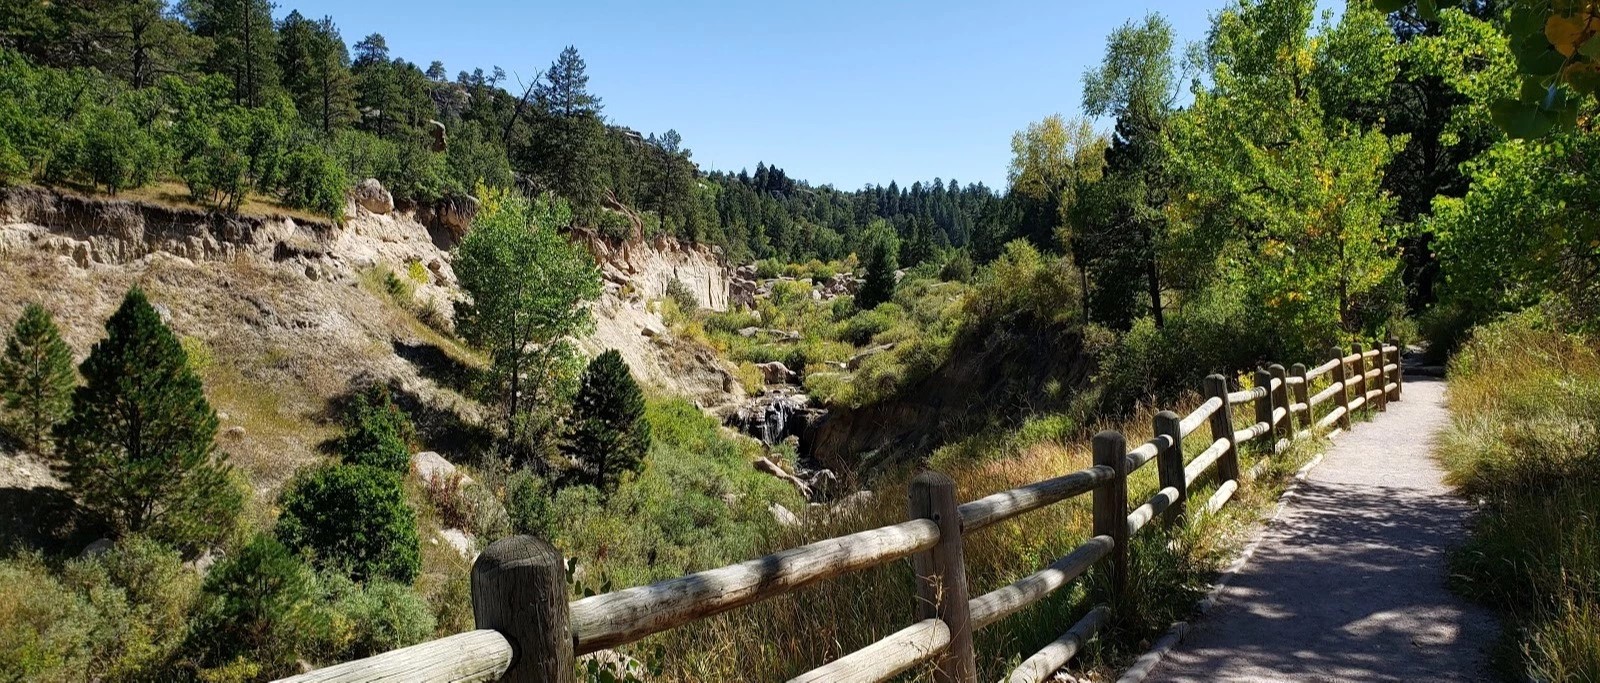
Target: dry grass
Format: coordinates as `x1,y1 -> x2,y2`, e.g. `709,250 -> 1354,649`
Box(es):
622,391 -> 1321,681
57,179 -> 331,224
1437,311 -> 1600,680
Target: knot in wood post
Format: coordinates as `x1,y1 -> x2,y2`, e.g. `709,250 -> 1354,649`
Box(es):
472,536 -> 573,683
908,471 -> 976,683
1153,410 -> 1186,525
1204,374 -> 1241,483
1092,430 -> 1129,606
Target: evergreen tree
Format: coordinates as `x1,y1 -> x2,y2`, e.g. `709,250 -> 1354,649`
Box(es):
183,0 -> 280,106
858,236 -> 899,310
565,350 -> 650,493
55,288 -> 238,545
277,12 -> 356,134
525,46 -> 607,213
335,384 -> 413,473
0,303 -> 75,451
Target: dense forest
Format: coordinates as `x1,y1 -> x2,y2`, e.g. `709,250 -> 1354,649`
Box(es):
3,0 -> 1600,680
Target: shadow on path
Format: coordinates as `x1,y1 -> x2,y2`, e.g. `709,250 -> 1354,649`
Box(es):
1148,378 -> 1498,683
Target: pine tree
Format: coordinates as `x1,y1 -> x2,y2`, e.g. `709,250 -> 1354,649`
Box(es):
183,0 -> 280,106
858,239 -> 899,310
0,303 -> 76,452
526,46 -> 606,213
565,350 -> 650,494
55,288 -> 237,544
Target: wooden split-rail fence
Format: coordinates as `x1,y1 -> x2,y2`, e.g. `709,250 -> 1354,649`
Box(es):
280,342 -> 1404,683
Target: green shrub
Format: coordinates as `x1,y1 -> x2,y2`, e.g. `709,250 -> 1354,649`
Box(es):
275,464 -> 421,583
192,533 -> 316,677
280,145 -> 349,220
506,469 -> 555,538
314,572 -> 435,662
0,303 -> 76,451
565,350 -> 651,493
940,250 -> 974,282
79,105 -> 160,194
665,277 -> 698,313
331,129 -> 399,184
335,385 -> 414,474
56,288 -> 240,553
0,537 -> 200,682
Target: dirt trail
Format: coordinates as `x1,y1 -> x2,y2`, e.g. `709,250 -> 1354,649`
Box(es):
1147,377 -> 1499,682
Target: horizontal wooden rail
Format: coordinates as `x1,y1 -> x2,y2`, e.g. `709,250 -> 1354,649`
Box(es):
1315,406 -> 1346,432
570,518 -> 940,653
1306,357 -> 1340,379
968,536 -> 1113,630
1234,421 -> 1270,443
1308,381 -> 1342,408
287,343 -> 1409,683
958,465 -> 1114,534
788,618 -> 951,683
1183,437 -> 1230,485
1127,486 -> 1180,536
1227,387 -> 1265,404
1124,436 -> 1171,473
276,630 -> 513,683
1179,397 -> 1223,437
1007,606 -> 1111,683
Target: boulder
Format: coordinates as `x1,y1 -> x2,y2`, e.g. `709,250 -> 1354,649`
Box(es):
769,502 -> 802,527
410,451 -> 467,486
433,194 -> 479,246
847,344 -> 894,370
353,178 -> 394,215
427,119 -> 448,153
756,361 -> 796,385
438,528 -> 476,560
225,425 -> 246,440
81,538 -> 114,558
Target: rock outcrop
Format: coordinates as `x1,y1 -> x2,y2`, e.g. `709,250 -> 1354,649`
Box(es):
353,178 -> 394,215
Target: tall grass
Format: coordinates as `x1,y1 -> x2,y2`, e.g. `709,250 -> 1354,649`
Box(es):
1438,312 -> 1600,680
617,393 -> 1319,681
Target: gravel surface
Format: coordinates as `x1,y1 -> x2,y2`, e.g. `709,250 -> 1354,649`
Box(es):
1147,378 -> 1499,682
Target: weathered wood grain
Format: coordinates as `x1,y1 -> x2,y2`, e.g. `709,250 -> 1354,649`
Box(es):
569,518 -> 940,653
1205,375 -> 1242,484
1155,411 -> 1186,524
1093,431 -> 1129,602
787,619 -> 951,683
969,536 -> 1113,630
1127,486 -> 1180,537
1123,435 -> 1172,474
1006,606 -> 1111,683
273,631 -> 512,683
472,536 -> 570,682
1205,479 -> 1240,515
1179,397 -> 1224,437
958,466 -> 1114,534
1183,437 -> 1231,486
909,471 -> 977,683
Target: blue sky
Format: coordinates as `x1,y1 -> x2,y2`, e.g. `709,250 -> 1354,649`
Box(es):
274,0 -> 1341,189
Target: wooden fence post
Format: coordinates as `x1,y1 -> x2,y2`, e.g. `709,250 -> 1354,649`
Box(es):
1092,431 -> 1129,605
1291,362 -> 1311,433
909,471 -> 977,683
1350,343 -> 1366,417
1253,368 -> 1274,451
1371,341 -> 1388,412
1330,346 -> 1352,431
1388,337 -> 1404,401
472,536 -> 573,683
1154,410 -> 1186,524
1269,364 -> 1290,444
1205,374 -> 1241,483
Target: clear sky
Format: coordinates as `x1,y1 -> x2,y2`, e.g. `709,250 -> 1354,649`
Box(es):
273,0 -> 1340,190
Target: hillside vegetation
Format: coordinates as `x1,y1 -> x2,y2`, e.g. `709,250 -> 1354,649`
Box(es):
1,0 -> 1600,681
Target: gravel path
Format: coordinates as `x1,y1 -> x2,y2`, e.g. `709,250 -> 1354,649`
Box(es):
1146,377 -> 1499,682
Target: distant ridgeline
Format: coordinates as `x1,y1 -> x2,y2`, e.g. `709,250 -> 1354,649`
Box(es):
0,0 -> 1000,266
